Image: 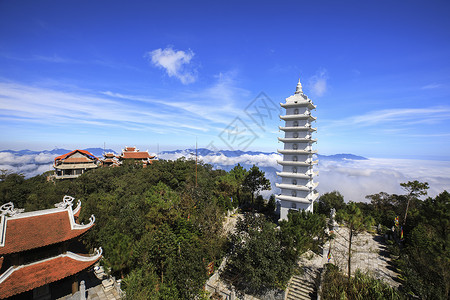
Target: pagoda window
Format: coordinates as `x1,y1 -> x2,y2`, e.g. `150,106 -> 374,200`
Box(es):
293,132 -> 299,138
294,108 -> 299,114
293,121 -> 299,127
292,144 -> 298,150
291,191 -> 297,197
291,202 -> 297,208
292,167 -> 297,173
293,156 -> 298,161
292,179 -> 297,185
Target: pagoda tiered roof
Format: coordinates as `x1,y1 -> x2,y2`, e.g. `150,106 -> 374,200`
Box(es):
276,191 -> 319,204
279,114 -> 317,121
0,249 -> 102,299
277,160 -> 318,166
278,126 -> 317,132
0,196 -> 100,298
276,170 -> 319,179
277,149 -> 318,155
0,197 -> 94,255
277,137 -> 317,143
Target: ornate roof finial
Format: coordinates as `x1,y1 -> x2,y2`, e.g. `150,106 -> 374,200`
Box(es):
295,78 -> 303,94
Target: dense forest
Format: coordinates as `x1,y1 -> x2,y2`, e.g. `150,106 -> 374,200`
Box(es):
1,160 -> 448,299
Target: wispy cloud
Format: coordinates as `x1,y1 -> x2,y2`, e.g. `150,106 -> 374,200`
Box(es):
0,74 -> 254,139
145,47 -> 197,84
308,69 -> 328,97
322,106 -> 450,133
421,83 -> 442,90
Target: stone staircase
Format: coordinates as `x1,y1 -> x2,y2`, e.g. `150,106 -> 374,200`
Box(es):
285,274 -> 317,300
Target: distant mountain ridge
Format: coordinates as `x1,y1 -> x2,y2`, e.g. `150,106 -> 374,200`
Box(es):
160,148 -> 368,161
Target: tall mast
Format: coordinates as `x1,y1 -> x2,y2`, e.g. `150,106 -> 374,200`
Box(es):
195,138 -> 198,187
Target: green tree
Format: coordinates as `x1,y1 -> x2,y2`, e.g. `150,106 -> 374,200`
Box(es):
242,165 -> 271,206
337,202 -> 374,280
280,210 -> 327,258
400,180 -> 429,225
317,191 -> 346,216
224,213 -> 293,295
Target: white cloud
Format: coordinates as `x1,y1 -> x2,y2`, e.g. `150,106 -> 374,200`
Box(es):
146,47 -> 197,84
308,69 -> 328,97
421,83 -> 442,90
316,158 -> 450,202
160,151 -> 450,202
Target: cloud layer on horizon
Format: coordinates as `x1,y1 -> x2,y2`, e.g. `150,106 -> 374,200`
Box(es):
2,150 -> 449,203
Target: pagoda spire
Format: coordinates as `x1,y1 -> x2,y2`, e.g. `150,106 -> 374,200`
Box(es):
295,78 -> 303,94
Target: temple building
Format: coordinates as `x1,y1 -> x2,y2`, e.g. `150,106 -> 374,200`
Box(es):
53,150 -> 99,179
118,146 -> 156,167
276,79 -> 319,220
101,152 -> 121,167
0,196 -> 101,299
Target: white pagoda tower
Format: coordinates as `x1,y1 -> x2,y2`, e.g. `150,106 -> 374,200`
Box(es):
276,78 -> 319,220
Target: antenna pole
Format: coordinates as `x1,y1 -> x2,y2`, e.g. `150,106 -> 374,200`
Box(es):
195,139 -> 198,187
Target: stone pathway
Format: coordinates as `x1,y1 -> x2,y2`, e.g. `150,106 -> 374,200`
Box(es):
325,226 -> 400,287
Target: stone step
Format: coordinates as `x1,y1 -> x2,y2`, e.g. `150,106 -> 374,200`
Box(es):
290,277 -> 315,289
287,288 -> 312,300
288,286 -> 314,298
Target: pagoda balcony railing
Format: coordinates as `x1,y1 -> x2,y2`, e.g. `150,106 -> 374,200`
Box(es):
276,171 -> 318,179
276,183 -> 311,191
279,126 -> 317,132
277,149 -> 318,155
278,137 -> 317,143
277,160 -> 318,166
280,101 -> 316,110
279,114 -> 316,121
275,191 -> 319,204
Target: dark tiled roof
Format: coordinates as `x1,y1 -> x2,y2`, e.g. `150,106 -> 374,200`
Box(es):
0,210 -> 93,255
0,253 -> 101,299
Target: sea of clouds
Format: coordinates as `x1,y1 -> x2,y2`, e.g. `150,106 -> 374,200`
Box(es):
0,152 -> 54,178
1,150 -> 448,203
160,151 -> 450,202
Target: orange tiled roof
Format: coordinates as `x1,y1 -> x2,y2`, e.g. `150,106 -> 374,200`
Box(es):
0,210 -> 93,255
121,152 -> 155,159
61,157 -> 94,163
0,252 -> 101,299
54,150 -> 98,163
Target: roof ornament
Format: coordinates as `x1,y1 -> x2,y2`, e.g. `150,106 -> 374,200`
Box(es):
0,202 -> 24,217
295,78 -> 303,94
55,195 -> 75,209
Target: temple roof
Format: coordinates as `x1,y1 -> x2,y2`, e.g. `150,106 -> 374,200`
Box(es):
121,151 -> 155,159
0,198 -> 94,255
0,249 -> 101,299
54,150 -> 98,163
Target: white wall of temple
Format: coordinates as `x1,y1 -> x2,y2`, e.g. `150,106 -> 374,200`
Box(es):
285,107 -> 308,115
283,142 -> 312,151
281,165 -> 311,174
283,131 -> 310,138
286,119 -> 309,127
280,189 -> 310,198
282,154 -> 313,162
280,177 -> 310,185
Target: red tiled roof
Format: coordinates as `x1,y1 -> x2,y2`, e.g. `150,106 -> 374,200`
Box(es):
0,210 -> 93,255
62,157 -> 94,163
54,150 -> 98,163
121,152 -> 155,159
125,147 -> 136,151
0,253 -> 101,299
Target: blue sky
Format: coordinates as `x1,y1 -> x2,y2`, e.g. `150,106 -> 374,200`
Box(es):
1,0 -> 450,159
